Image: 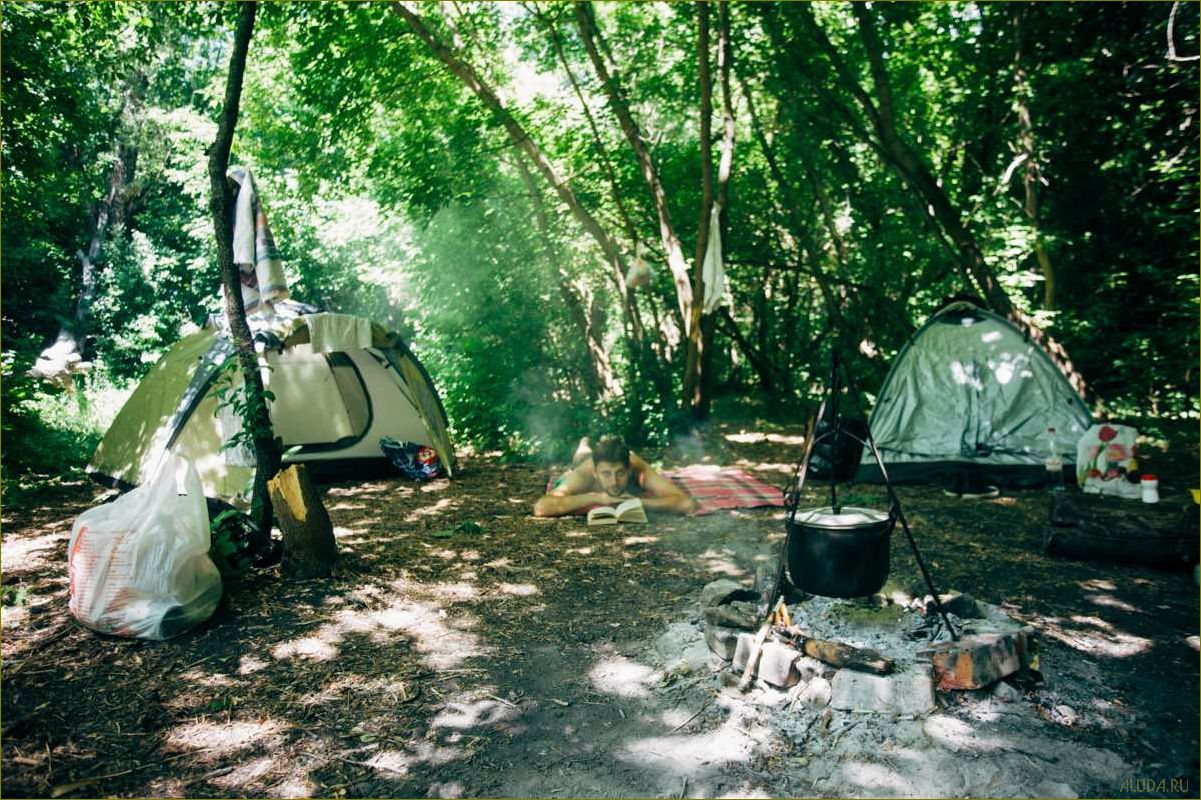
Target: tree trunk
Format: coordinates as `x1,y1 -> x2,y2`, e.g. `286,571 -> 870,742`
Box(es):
718,307 -> 778,392
531,3 -> 641,246
1010,6 -> 1056,309
846,5 -> 1010,316
683,1 -> 715,417
848,5 -> 1085,395
778,4 -> 1087,398
269,465 -> 338,579
697,1 -> 740,415
1048,493 -> 1199,567
739,74 -> 849,342
512,152 -> 619,400
77,141 -> 137,348
34,118 -> 139,379
208,1 -> 279,537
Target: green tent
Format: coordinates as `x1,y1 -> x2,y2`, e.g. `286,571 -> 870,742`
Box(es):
856,300 -> 1092,487
89,307 -> 455,506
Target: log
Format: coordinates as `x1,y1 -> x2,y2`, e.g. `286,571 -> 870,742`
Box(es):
776,625 -> 895,674
1046,492 -> 1199,567
268,464 -> 337,579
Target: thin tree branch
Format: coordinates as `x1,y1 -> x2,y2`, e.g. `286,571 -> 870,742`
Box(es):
389,0 -> 645,344
526,1 -> 641,245
1167,1 -> 1201,62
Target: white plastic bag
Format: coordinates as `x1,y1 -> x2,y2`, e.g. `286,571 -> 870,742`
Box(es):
68,455 -> 223,640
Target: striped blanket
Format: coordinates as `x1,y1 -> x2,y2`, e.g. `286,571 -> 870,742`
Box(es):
663,465 -> 785,516
227,167 -> 289,315
545,465 -> 785,516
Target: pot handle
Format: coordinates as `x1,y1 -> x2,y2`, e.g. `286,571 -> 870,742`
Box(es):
885,499 -> 901,530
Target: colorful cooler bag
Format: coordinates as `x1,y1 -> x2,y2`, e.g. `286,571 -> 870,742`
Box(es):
380,437 -> 446,482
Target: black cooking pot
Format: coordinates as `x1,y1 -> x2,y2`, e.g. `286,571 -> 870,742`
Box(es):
787,506 -> 895,598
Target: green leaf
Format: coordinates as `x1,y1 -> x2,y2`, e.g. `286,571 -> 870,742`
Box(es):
2,587 -> 29,607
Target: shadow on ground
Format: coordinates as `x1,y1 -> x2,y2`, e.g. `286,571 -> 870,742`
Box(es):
2,411 -> 1197,798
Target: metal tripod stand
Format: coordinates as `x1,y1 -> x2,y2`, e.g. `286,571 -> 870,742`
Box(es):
763,352 -> 959,641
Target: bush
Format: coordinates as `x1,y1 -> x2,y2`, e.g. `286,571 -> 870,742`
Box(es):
1,353 -> 131,488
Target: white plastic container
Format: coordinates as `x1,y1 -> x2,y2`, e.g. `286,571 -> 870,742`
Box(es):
1140,475 -> 1160,504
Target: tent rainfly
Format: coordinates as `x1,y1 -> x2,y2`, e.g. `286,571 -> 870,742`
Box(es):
855,299 -> 1092,487
88,305 -> 455,506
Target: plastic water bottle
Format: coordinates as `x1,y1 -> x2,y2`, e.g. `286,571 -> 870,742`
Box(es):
1044,427 -> 1065,493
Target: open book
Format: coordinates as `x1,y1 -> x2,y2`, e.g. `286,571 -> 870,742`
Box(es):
587,498 -> 647,526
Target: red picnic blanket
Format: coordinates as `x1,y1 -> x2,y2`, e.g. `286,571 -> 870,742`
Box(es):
662,465 -> 786,516
545,465 -> 785,516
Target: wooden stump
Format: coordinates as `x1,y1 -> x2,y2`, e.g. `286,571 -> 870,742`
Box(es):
268,464 -> 337,579
1046,491 -> 1199,567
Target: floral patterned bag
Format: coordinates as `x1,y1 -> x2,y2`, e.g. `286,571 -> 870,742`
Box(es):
1076,424 -> 1142,499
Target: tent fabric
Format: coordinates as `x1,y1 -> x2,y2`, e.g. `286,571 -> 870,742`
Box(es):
89,313 -> 455,506
855,301 -> 1092,487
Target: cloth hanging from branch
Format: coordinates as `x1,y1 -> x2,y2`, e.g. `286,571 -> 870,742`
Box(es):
226,167 -> 289,315
702,203 -> 726,313
625,241 -> 652,288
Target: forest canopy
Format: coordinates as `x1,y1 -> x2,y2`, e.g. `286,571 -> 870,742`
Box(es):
3,1 -> 1198,480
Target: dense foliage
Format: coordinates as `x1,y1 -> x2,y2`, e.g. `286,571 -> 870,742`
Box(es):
2,2 -> 1197,478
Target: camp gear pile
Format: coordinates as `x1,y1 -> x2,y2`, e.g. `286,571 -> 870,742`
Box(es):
380,437 -> 446,482
1076,423 -> 1142,499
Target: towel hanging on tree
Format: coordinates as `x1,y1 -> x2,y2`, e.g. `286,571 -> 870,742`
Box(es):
226,167 -> 290,315
702,203 -> 726,313
625,241 -> 652,288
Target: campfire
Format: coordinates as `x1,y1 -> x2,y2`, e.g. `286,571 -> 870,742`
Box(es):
702,581 -> 1037,715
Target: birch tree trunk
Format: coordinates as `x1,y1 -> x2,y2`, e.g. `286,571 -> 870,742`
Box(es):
683,1 -> 715,415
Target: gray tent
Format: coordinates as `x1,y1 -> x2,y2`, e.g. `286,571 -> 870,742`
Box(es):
855,300 -> 1092,487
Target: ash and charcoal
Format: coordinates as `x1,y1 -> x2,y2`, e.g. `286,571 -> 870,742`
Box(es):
699,579 -> 1040,711
633,584 -> 1122,798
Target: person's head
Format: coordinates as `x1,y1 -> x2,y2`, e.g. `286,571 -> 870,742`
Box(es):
592,435 -> 631,497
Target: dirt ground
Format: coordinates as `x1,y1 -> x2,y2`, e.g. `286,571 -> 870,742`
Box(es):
2,409 -> 1198,798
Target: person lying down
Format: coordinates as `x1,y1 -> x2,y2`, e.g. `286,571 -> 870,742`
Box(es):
533,435 -> 697,517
